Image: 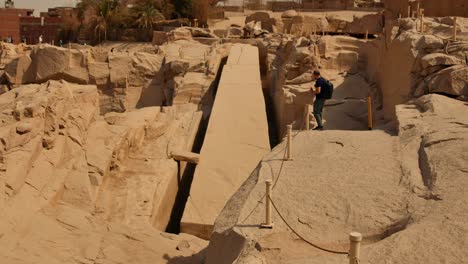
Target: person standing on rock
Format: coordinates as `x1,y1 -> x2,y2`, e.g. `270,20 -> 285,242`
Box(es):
311,70 -> 334,131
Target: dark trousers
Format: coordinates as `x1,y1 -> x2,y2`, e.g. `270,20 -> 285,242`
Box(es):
313,98 -> 326,128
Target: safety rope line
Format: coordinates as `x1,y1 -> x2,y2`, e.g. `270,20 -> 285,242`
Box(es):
268,195 -> 349,255
240,145 -> 287,224
240,121 -> 304,224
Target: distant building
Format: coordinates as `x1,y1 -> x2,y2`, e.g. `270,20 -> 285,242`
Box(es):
19,16 -> 63,45
0,6 -> 33,43
0,1 -> 71,45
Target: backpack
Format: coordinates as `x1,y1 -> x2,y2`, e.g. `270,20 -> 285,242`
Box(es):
321,79 -> 334,99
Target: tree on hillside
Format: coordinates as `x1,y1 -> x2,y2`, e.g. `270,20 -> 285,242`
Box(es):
133,0 -> 165,29
92,0 -> 121,41
154,0 -> 175,19
171,0 -> 192,18
76,0 -> 128,42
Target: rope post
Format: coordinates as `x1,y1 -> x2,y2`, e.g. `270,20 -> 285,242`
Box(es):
453,17 -> 458,41
365,30 -> 368,40
349,232 -> 362,264
304,104 -> 310,130
286,125 -> 293,160
367,95 -> 373,130
407,6 -> 411,18
260,180 -> 273,229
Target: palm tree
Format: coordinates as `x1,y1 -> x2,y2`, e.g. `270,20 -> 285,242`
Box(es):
134,4 -> 165,29
76,0 -> 122,42
93,0 -> 120,41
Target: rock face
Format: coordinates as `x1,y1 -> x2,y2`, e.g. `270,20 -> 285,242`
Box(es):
363,18 -> 468,119
153,31 -> 169,45
3,34 -> 226,115
0,80 -> 208,263
205,129 -> 410,264
245,12 -> 276,32
281,10 -> 298,19
180,44 -> 271,239
426,65 -> 468,96
366,94 -> 468,264
344,13 -> 384,34
204,94 -> 468,264
318,36 -> 364,73
266,34 -> 367,136
0,42 -> 24,69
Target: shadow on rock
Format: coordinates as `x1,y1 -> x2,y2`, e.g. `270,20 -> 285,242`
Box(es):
163,247 -> 207,264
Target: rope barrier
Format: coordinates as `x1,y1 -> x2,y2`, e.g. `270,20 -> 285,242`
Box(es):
240,145 -> 287,224
240,121 -> 305,224
268,195 -> 349,255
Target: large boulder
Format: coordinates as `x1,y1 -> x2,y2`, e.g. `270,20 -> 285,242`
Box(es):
245,11 -> 275,32
418,35 -> 445,50
325,15 -> 351,32
168,27 -> 192,41
5,45 -> 89,84
345,13 -> 384,34
227,27 -> 243,38
152,31 -> 168,45
188,27 -> 218,38
281,9 -> 298,18
420,53 -> 463,69
0,42 -> 23,69
302,16 -> 329,33
427,65 -> 468,96
4,55 -> 32,84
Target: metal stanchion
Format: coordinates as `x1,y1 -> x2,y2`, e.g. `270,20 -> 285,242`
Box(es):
260,180 -> 273,229
365,30 -> 369,40
286,125 -> 293,160
367,95 -> 373,130
349,232 -> 362,264
407,6 -> 411,18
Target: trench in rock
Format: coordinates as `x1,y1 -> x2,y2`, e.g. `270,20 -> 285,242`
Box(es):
165,57 -> 228,234
165,48 -> 280,234
323,31 -> 378,39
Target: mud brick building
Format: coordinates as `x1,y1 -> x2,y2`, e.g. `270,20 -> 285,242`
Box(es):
19,16 -> 63,45
0,1 -> 67,45
0,7 -> 33,43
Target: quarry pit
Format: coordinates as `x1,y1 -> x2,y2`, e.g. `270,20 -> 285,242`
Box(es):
0,4 -> 467,264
